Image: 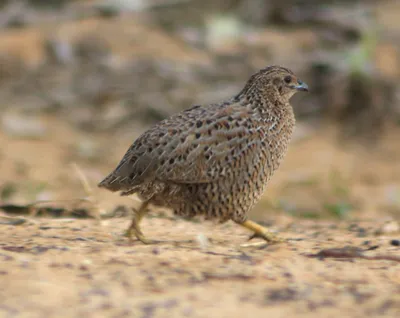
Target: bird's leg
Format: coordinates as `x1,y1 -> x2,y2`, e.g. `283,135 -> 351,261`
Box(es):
238,219 -> 285,248
124,201 -> 156,244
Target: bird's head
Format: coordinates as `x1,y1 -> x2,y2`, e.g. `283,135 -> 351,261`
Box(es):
239,65 -> 309,104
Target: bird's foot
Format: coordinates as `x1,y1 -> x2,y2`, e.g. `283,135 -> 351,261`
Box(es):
247,231 -> 286,243
121,202 -> 158,244
123,222 -> 157,245
240,230 -> 286,248
238,219 -> 285,248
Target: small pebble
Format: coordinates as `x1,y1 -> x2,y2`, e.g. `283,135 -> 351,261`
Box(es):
381,221 -> 399,234
196,233 -> 209,250
390,239 -> 400,246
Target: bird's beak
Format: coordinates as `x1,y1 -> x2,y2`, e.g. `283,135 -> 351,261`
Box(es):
294,80 -> 309,92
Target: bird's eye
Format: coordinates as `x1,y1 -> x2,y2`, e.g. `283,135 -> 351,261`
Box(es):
284,76 -> 292,83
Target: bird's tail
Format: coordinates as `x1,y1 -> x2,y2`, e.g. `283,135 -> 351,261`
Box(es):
97,173 -> 122,192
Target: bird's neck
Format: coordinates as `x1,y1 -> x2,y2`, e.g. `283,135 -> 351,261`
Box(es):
236,83 -> 281,106
237,84 -> 290,112
237,86 -> 296,130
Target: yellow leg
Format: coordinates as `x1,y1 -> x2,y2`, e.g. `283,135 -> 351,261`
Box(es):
124,201 -> 156,244
239,219 -> 285,247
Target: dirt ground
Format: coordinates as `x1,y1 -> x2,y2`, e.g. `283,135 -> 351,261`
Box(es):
1,217 -> 400,318
1,117 -> 399,318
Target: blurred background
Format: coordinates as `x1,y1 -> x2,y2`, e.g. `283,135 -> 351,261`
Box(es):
0,0 -> 399,222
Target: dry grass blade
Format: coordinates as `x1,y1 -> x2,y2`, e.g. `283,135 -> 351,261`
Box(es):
71,163 -> 105,222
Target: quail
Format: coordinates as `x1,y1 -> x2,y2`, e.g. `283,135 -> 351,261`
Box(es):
98,65 -> 309,246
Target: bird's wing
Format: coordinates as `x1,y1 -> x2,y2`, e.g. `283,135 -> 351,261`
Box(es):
99,102 -> 266,190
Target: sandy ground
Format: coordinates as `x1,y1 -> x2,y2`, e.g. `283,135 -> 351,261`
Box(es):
0,217 -> 399,318
1,117 -> 400,318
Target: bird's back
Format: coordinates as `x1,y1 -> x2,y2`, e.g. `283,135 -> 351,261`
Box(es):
99,95 -> 295,220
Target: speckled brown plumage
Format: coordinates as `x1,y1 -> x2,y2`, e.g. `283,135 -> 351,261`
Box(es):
99,65 -> 308,245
